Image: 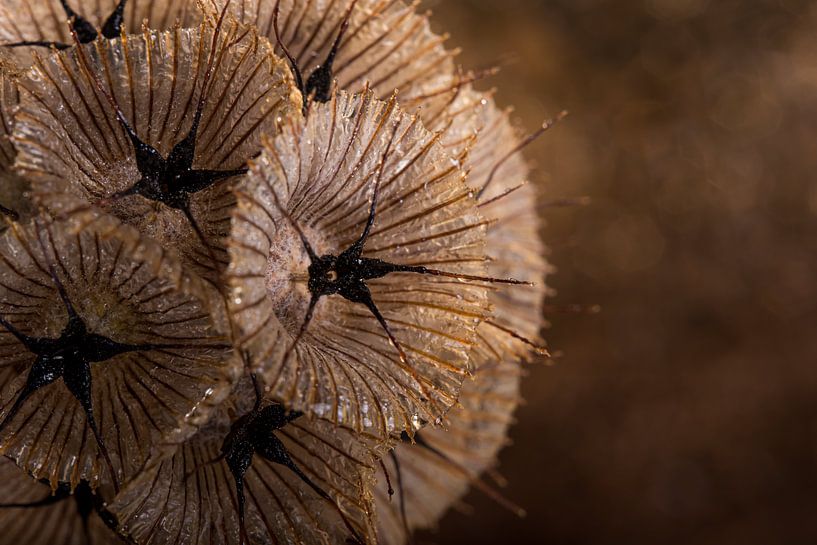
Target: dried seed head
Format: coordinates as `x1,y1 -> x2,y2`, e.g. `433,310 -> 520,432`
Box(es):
229,89 -> 493,439
0,213 -> 237,491
0,0 -> 202,58
0,455 -> 118,544
376,362 -> 525,544
205,0 -> 455,109
204,0 -> 551,361
373,96 -> 551,543
12,19 -> 300,286
457,90 -> 550,366
108,375 -> 381,545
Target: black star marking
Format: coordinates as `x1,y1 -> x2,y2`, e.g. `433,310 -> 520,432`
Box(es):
4,0 -> 127,50
0,227 -> 202,492
215,375 -> 364,544
0,478 -> 121,545
72,6 -> 245,266
273,0 -> 359,112
267,135 -> 531,373
105,92 -> 247,224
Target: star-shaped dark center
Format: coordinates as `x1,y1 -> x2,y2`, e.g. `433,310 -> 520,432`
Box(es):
270,150 -> 530,372
73,9 -> 246,267
0,260 -> 194,492
211,376 -> 362,544
273,0 -> 359,111
4,0 -> 127,50
112,106 -> 248,215
0,478 -> 114,544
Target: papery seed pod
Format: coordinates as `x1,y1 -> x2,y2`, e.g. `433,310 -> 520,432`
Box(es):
227,89 -> 510,439
375,362 -> 525,544
0,0 -> 201,57
204,0 -> 455,112
452,89 -> 550,366
108,375 -> 380,545
204,0 -> 550,359
372,96 -> 551,543
216,0 -> 550,537
0,213 -> 236,492
0,455 -> 120,544
12,17 -> 300,286
0,62 -> 31,227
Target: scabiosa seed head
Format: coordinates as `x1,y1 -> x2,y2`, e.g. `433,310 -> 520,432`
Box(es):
12,17 -> 300,286
229,89 -> 493,439
0,213 -> 237,491
0,0 -> 559,541
108,374 -> 382,545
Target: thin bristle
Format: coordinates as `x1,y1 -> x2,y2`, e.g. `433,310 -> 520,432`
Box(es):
477,110 -> 568,199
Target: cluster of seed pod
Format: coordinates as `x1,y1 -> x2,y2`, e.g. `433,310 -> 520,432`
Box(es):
0,0 -> 553,543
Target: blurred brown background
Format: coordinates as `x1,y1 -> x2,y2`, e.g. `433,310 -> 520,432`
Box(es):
420,0 -> 817,543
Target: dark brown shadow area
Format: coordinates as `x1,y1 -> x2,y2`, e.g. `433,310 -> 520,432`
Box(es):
423,0 -> 817,543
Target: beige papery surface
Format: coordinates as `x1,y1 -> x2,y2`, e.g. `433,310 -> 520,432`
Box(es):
0,0 -> 202,55
0,214 -> 236,491
203,0 -> 456,109
374,94 -> 549,544
12,20 -> 300,287
109,377 -> 381,545
0,456 -> 119,544
228,90 -> 490,440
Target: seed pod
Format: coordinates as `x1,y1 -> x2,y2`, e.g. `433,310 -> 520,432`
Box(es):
375,362 -> 525,544
0,213 -> 236,491
0,455 -> 119,544
0,0 -> 201,58
374,95 -> 550,543
204,0 -> 456,112
203,0 -> 550,360
108,375 -> 381,545
228,89 -> 495,438
203,0 -> 548,535
453,89 -> 550,366
0,62 -> 31,227
12,18 -> 300,286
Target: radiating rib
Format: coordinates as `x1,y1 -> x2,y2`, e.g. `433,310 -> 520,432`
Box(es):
0,456 -> 119,545
228,89 -> 491,440
0,213 -> 237,491
12,18 -> 300,287
108,376 -> 381,545
0,0 -> 202,61
0,63 -> 31,228
375,361 -> 525,545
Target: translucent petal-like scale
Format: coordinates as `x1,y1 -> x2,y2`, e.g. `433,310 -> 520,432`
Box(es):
454,90 -> 550,366
0,0 -> 202,59
229,90 -> 490,439
206,0 -> 550,364
109,378 -> 381,545
13,21 -> 300,285
375,362 -> 523,544
0,456 -> 118,544
373,96 -> 548,543
206,0 -> 455,108
0,214 -> 237,490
